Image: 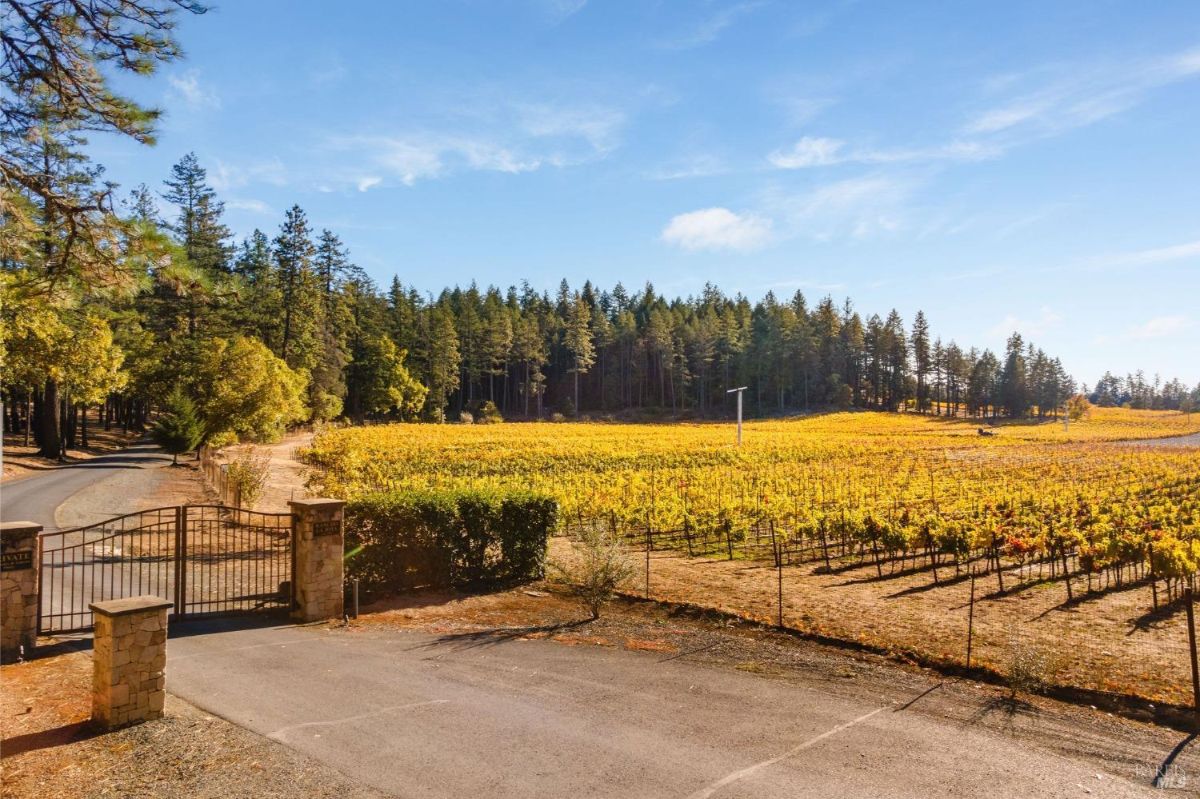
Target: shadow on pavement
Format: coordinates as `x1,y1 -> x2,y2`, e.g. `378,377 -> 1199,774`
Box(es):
412,619 -> 592,652
167,612 -> 294,639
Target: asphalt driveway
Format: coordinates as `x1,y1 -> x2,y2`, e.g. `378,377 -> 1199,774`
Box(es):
1,443 -> 171,531
166,619 -> 1170,799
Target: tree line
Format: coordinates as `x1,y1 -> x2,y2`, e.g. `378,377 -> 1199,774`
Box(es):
1087,372 -> 1197,413
3,1 -> 1195,463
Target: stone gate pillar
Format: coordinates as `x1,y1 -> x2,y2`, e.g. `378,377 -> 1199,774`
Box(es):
90,595 -> 171,727
289,499 -> 345,622
1,521 -> 41,662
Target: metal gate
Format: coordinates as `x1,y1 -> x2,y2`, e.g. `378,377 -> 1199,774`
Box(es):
37,504 -> 292,634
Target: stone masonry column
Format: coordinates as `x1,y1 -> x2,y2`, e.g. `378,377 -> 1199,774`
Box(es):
89,595 -> 172,728
289,499 -> 345,622
1,521 -> 41,662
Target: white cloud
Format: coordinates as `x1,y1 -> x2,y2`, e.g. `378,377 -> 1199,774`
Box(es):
226,198 -> 272,214
988,306 -> 1063,339
167,71 -> 220,110
763,175 -> 914,241
658,2 -> 760,50
1091,239 -> 1200,268
1128,315 -> 1195,339
661,207 -> 772,252
963,45 -> 1200,138
536,0 -> 587,23
327,101 -> 623,188
329,135 -> 540,187
210,158 -> 287,192
645,154 -> 727,180
768,137 -> 1000,169
768,136 -> 845,168
519,104 -> 625,154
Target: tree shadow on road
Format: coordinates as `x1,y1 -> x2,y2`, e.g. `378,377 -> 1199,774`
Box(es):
965,694 -> 1040,729
412,619 -> 593,652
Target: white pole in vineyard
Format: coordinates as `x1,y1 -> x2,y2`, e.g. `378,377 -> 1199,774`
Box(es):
727,386 -> 748,446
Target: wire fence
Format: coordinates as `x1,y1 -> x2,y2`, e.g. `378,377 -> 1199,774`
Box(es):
557,515 -> 1200,716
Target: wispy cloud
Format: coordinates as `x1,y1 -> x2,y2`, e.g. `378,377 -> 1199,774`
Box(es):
963,45 -> 1200,138
1089,239 -> 1200,268
1128,315 -> 1195,340
657,2 -> 760,50
518,104 -> 625,154
768,136 -> 1000,169
535,0 -> 588,23
988,306 -> 1063,339
345,136 -> 538,186
226,198 -> 272,214
325,102 -> 625,188
768,136 -> 844,168
661,207 -> 772,251
645,153 -> 728,181
309,54 -> 348,89
356,176 -> 382,192
210,158 -> 288,192
763,174 -> 914,241
167,70 -> 220,110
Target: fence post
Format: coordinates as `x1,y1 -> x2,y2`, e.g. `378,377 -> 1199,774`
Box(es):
966,569 -> 976,670
770,519 -> 782,628
1186,588 -> 1200,716
644,520 -> 651,599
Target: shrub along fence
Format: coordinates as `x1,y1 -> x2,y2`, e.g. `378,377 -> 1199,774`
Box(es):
344,489 -> 557,598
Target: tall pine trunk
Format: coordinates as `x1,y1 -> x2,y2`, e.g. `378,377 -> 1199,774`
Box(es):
38,378 -> 62,460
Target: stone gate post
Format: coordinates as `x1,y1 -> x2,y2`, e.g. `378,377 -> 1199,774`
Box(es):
1,521 -> 41,662
289,498 -> 345,622
90,595 -> 171,728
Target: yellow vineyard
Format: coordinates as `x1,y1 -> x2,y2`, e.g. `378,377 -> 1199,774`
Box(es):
304,407 -> 1200,582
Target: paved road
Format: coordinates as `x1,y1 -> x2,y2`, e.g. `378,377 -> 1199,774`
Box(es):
2,444 -> 177,632
1,443 -> 171,531
167,619 -> 1168,799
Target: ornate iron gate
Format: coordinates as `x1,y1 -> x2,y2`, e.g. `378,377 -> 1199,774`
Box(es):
37,505 -> 292,634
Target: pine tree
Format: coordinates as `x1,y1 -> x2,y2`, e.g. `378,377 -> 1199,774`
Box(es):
424,304 -> 461,422
152,387 -> 204,465
911,310 -> 931,413
564,296 -> 596,414
273,205 -> 318,366
162,153 -> 231,276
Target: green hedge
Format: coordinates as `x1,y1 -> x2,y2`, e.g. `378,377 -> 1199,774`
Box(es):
344,489 -> 556,596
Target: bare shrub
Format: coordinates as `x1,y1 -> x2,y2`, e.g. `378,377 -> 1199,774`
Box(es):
459,411 -> 474,424
1004,639 -> 1062,696
226,447 -> 271,509
549,528 -> 636,619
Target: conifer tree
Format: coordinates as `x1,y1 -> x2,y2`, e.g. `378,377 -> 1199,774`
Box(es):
151,387 -> 204,464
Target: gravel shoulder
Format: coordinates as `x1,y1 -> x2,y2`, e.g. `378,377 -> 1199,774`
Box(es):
0,646 -> 390,799
53,459 -> 212,530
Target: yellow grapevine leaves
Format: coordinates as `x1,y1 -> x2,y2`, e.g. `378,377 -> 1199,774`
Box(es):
303,408 -> 1199,577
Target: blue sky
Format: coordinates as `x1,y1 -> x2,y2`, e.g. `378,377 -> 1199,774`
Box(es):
93,0 -> 1200,385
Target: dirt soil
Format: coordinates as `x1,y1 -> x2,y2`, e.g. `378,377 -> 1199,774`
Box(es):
355,583 -> 1200,791
0,646 -> 389,799
217,432 -> 314,512
546,537 -> 1198,709
2,411 -> 143,483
